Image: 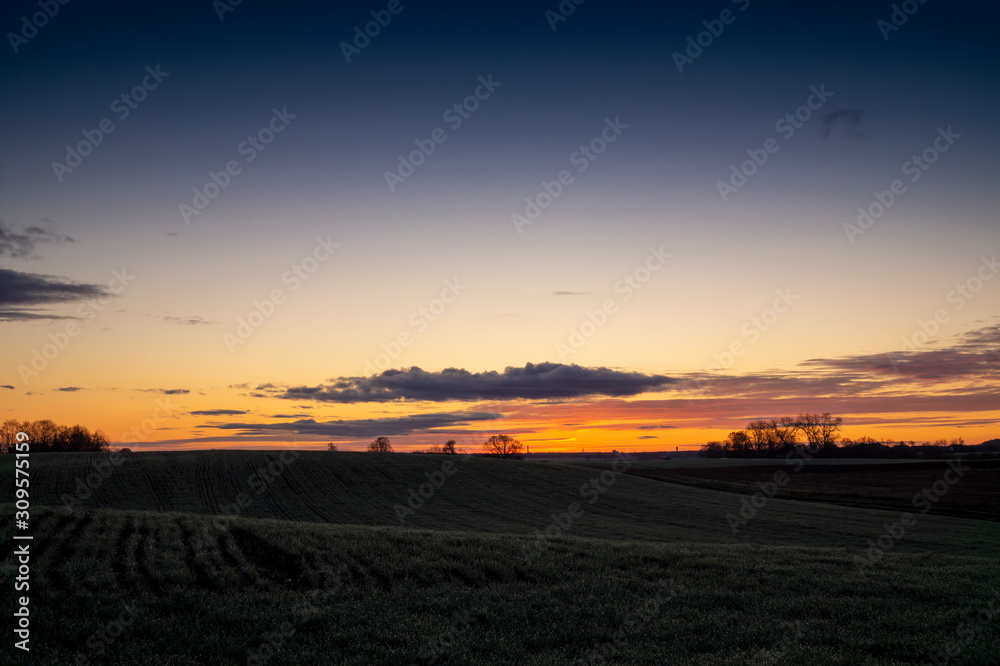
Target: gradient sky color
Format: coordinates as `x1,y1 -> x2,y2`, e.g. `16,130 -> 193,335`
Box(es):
1,0 -> 998,451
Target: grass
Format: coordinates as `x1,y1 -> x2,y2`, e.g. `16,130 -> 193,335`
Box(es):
5,451 -> 1000,555
1,503 -> 998,665
3,451 -> 1000,664
604,460 -> 1000,522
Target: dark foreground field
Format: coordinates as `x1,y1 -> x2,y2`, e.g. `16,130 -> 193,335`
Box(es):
2,452 -> 1000,664
5,452 -> 1000,554
614,460 -> 1000,522
1,503 -> 999,665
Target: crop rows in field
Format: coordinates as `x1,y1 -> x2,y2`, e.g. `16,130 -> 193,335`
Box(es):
7,451 -> 1000,556
1,503 -> 999,665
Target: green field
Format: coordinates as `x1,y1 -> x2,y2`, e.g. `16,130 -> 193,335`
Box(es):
2,451 -> 999,664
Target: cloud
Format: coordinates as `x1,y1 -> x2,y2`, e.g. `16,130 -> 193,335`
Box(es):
272,362 -> 675,403
638,435 -> 658,439
1,385 -> 14,390
820,109 -> 865,139
206,410 -> 504,438
0,268 -> 108,322
0,220 -> 74,258
56,386 -> 83,392
637,424 -> 675,430
189,409 -> 248,416
139,388 -> 190,395
802,323 -> 1000,381
551,291 -> 594,296
154,315 -> 218,326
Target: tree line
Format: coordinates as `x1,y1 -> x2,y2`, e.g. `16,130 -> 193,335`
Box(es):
1,419 -> 110,453
701,413 -> 842,458
701,413 -> 997,459
360,434 -> 524,458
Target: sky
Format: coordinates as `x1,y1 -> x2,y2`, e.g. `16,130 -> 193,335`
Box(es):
0,0 -> 997,452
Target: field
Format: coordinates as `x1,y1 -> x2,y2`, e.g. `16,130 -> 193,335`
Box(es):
2,451 -> 1000,664
587,459 -> 1000,522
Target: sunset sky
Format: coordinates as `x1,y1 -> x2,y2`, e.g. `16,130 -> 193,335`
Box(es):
1,0 -> 997,451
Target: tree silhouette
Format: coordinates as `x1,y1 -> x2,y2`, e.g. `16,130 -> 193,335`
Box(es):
1,419 -> 109,453
797,413 -> 843,448
442,439 -> 457,455
368,436 -> 392,453
482,434 -> 522,459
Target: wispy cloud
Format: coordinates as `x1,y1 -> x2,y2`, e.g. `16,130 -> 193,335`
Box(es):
206,410 -> 503,438
190,409 -> 248,416
153,315 -> 218,326
820,109 -> 865,139
0,220 -> 74,258
139,388 -> 190,395
0,268 -> 108,322
802,323 -> 1000,381
56,386 -> 84,392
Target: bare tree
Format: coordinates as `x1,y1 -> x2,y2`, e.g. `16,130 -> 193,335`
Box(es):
326,442 -> 338,451
796,413 -> 842,448
701,441 -> 725,458
482,434 -> 522,459
746,420 -> 775,457
725,430 -> 752,457
368,436 -> 392,453
772,417 -> 798,442
442,439 -> 457,455
0,419 -> 22,454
